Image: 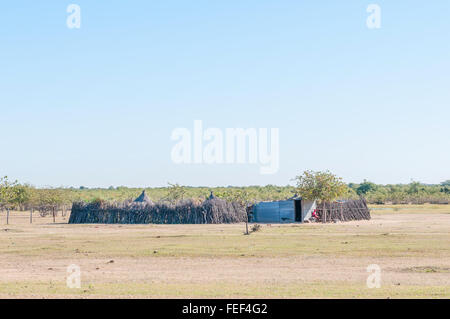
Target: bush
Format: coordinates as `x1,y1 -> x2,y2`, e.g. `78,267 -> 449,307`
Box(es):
251,224 -> 262,233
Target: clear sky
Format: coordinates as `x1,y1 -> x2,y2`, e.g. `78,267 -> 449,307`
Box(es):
1,1 -> 449,188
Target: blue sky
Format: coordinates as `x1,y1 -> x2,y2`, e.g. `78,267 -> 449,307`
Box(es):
0,1 -> 449,188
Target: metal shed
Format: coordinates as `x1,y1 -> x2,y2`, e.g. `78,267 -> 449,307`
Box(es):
251,198 -> 316,223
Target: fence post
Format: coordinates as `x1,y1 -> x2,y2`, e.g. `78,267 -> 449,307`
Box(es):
30,208 -> 33,224
6,208 -> 10,225
52,207 -> 55,223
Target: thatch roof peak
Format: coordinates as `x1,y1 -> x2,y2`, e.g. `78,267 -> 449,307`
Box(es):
134,190 -> 152,203
208,191 -> 216,200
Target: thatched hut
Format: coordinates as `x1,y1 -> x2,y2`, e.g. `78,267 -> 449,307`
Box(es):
208,191 -> 216,200
134,190 -> 153,204
68,196 -> 247,224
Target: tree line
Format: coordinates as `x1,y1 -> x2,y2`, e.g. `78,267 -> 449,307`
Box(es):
0,176 -> 69,217
1,175 -> 449,212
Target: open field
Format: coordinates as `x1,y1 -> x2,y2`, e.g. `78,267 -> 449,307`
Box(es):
0,205 -> 449,298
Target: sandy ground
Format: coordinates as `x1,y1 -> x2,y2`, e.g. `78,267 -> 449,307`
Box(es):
0,207 -> 449,298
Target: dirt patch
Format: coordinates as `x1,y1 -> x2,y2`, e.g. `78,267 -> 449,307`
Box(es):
0,209 -> 449,298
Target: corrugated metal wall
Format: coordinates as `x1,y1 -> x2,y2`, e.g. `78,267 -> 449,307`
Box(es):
279,201 -> 295,223
253,199 -> 316,223
253,201 -> 280,222
253,200 -> 294,223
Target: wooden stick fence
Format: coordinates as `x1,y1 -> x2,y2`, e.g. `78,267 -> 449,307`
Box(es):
315,199 -> 371,223
68,198 -> 247,224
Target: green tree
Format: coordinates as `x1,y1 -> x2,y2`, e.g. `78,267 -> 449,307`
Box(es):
11,184 -> 32,209
407,180 -> 422,194
356,180 -> 378,195
215,189 -> 251,206
164,183 -> 187,203
34,189 -> 65,220
293,170 -> 348,203
0,176 -> 20,209
441,180 -> 450,186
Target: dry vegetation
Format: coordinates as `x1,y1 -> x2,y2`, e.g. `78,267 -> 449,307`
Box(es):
0,205 -> 448,298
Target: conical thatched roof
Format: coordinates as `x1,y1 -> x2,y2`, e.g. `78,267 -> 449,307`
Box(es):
208,191 -> 216,200
134,190 -> 152,203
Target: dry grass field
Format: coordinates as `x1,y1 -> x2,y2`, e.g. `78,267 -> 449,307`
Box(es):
0,205 -> 449,298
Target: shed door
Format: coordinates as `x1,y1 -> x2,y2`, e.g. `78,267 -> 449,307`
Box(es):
295,199 -> 302,222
